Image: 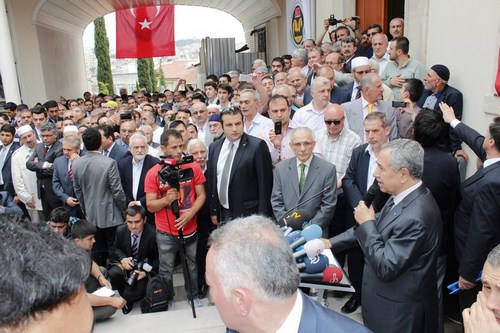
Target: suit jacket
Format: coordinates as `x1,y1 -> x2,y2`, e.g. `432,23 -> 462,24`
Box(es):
207,133 -> 273,219
271,156 -> 337,237
113,223 -> 159,273
118,154 -> 159,226
303,85 -> 351,106
26,141 -> 63,197
453,122 -> 500,281
228,290 -> 372,333
342,144 -> 389,212
108,142 -> 129,163
0,142 -> 20,197
422,148 -> 460,256
331,184 -> 441,333
73,151 -> 126,229
417,84 -> 463,152
342,99 -> 397,141
52,155 -> 79,215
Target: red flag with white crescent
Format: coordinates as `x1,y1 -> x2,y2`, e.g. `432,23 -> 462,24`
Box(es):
116,5 -> 175,59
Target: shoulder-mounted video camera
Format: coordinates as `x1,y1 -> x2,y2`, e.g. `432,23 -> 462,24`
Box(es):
158,156 -> 194,190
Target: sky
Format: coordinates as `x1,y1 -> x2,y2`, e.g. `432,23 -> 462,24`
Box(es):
82,5 -> 246,50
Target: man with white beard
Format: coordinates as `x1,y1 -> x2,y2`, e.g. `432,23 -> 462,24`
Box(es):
11,125 -> 44,222
118,133 -> 159,227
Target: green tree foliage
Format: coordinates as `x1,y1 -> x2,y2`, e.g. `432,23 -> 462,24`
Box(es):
94,17 -> 114,94
148,58 -> 157,92
157,60 -> 166,91
137,58 -> 152,93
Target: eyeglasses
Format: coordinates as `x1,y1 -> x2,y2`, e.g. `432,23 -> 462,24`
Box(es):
355,70 -> 371,75
324,119 -> 344,125
367,32 -> 379,37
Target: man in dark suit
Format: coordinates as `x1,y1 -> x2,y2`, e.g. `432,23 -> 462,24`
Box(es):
207,215 -> 372,333
52,135 -> 82,217
413,109 -> 461,333
118,133 -> 159,227
324,139 -> 441,333
73,127 -> 127,267
440,102 -> 500,312
207,107 -> 273,223
98,124 -> 129,163
108,205 -> 158,313
338,112 -> 391,313
26,122 -> 63,220
271,126 -> 337,237
303,66 -> 351,105
0,124 -> 20,199
418,64 -> 464,156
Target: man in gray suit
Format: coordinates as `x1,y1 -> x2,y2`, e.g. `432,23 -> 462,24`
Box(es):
73,127 -> 126,266
341,73 -> 397,142
323,139 -> 441,333
272,127 -> 337,237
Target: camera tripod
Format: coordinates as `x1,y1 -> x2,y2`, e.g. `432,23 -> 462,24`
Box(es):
171,198 -> 197,319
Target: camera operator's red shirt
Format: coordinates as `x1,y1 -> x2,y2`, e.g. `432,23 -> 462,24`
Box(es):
144,161 -> 205,236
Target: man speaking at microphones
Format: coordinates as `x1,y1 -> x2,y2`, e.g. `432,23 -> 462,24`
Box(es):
322,139 -> 442,333
271,127 -> 337,237
206,215 -> 372,333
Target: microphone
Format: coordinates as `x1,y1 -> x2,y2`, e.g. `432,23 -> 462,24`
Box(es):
297,255 -> 329,274
293,239 -> 324,259
280,187 -> 330,229
282,209 -> 311,231
285,230 -> 302,245
283,227 -> 293,237
289,224 -> 322,250
364,180 -> 380,208
301,266 -> 344,284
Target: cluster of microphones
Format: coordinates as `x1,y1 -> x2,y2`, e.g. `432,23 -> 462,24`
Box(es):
282,210 -> 343,285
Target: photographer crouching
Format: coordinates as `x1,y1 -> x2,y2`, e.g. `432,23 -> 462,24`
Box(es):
108,205 -> 158,314
145,129 -> 206,309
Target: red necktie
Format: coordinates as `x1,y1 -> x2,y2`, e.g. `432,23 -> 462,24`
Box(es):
355,87 -> 361,100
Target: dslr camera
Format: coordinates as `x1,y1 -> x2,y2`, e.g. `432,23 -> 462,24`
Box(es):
328,14 -> 360,26
158,156 -> 194,189
126,259 -> 153,286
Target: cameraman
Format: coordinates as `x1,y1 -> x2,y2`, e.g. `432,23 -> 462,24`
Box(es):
145,129 -> 206,308
108,205 -> 159,313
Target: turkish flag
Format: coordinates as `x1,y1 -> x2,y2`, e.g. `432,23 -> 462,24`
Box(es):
116,5 -> 175,59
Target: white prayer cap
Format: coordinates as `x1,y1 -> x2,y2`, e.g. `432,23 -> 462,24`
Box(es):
63,125 -> 78,133
16,125 -> 33,137
351,56 -> 370,69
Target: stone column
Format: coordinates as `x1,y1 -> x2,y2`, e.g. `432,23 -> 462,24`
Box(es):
0,0 -> 21,103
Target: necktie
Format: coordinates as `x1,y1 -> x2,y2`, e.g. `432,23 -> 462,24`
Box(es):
355,87 -> 361,100
102,149 -> 108,156
0,147 -> 6,185
131,234 -> 139,259
44,146 -> 49,157
219,142 -> 234,207
368,103 -> 374,113
379,197 -> 395,222
299,163 -> 306,193
68,161 -> 73,181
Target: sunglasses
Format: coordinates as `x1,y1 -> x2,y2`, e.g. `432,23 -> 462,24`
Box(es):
324,119 -> 343,125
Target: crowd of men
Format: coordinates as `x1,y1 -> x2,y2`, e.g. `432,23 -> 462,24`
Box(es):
1,15 -> 499,333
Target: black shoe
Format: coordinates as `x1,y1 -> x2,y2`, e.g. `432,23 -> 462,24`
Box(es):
122,302 -> 133,315
199,284 -> 208,299
341,295 -> 360,314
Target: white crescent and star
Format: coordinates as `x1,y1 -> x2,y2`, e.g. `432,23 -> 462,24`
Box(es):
129,5 -> 161,30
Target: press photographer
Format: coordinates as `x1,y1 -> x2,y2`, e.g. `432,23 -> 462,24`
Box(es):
145,129 -> 206,309
108,205 -> 158,314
